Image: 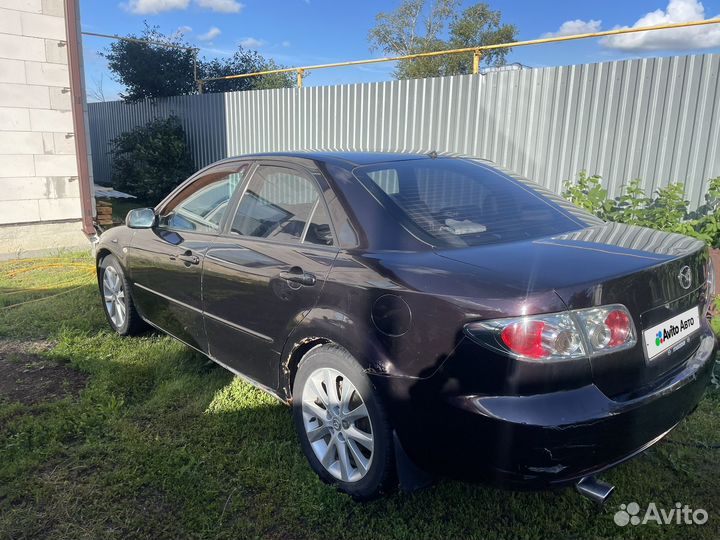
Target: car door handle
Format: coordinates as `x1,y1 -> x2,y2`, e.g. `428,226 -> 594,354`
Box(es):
279,267 -> 316,286
170,251 -> 200,265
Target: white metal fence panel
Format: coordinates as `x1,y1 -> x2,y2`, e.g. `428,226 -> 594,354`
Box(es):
89,53 -> 720,208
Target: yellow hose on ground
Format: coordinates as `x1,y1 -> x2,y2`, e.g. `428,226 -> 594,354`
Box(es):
0,257 -> 96,309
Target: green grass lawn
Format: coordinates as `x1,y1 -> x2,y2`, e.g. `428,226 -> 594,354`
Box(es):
1,253 -> 719,539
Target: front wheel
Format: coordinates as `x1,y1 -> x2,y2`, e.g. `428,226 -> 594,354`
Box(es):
99,254 -> 146,336
292,344 -> 395,500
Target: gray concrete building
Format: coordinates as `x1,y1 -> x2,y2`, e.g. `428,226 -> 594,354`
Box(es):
0,0 -> 93,257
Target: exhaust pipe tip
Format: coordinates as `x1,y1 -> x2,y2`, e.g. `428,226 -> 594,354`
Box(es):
576,476 -> 615,505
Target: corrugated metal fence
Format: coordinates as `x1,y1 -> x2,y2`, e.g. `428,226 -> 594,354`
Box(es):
89,53 -> 720,208
88,92 -> 227,185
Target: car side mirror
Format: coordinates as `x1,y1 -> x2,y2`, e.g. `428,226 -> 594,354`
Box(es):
126,208 -> 157,229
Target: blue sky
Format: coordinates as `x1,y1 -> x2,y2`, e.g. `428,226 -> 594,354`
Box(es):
80,0 -> 720,101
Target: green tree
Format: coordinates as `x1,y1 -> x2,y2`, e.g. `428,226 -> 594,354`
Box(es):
110,116 -> 195,204
200,50 -> 295,94
102,23 -> 295,102
368,0 -> 517,80
103,25 -> 196,101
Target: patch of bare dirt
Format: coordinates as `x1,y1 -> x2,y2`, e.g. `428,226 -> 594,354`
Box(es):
0,340 -> 87,405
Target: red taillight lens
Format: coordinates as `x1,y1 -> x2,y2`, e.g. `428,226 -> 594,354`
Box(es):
500,320 -> 546,358
605,309 -> 631,347
465,304 -> 636,362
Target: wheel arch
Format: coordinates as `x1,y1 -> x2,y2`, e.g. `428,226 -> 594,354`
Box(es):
283,336 -> 330,400
95,246 -> 113,265
95,247 -> 127,286
95,247 -> 114,286
280,306 -> 393,400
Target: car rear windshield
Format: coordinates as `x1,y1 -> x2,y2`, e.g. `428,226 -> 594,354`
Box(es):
353,158 -> 587,248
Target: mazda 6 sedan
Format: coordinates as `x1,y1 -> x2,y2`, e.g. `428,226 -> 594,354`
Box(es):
95,152 -> 716,500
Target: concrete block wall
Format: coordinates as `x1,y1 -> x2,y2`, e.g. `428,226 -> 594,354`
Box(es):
0,0 -> 87,254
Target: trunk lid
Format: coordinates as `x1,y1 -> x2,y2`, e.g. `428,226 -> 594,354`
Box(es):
437,222 -> 708,397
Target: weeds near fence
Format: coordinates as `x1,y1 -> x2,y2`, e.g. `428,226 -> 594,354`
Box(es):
563,172 -> 720,247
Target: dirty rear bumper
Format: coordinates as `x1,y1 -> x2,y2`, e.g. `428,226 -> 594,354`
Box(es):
371,328 -> 715,489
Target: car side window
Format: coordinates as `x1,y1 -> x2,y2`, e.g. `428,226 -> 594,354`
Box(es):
158,165 -> 248,234
303,199 -> 334,246
230,166 -> 334,246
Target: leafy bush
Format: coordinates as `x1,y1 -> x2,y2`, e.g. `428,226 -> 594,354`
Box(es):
613,178 -> 651,227
110,116 -> 195,205
562,172 -> 720,247
563,171 -> 614,219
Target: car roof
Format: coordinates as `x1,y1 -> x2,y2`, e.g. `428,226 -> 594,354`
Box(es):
229,151 -> 438,167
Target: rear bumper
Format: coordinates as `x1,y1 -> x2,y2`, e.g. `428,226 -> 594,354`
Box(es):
372,327 -> 715,489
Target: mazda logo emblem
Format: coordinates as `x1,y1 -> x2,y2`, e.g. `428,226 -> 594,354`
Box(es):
678,266 -> 692,290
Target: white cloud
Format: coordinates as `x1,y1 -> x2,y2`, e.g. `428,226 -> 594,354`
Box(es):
124,0 -> 190,14
239,36 -> 264,49
281,40 -> 291,47
542,19 -> 602,38
176,25 -> 192,35
199,46 -> 234,56
125,0 -> 244,14
195,0 -> 244,13
198,26 -> 222,41
601,0 -> 720,51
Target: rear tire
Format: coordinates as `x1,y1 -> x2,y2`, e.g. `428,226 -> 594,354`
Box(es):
292,344 -> 395,500
99,254 -> 146,336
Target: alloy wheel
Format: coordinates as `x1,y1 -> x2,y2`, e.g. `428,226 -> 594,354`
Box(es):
301,367 -> 374,483
102,266 -> 126,328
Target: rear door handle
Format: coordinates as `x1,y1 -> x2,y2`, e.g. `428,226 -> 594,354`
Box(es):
170,250 -> 200,265
279,267 -> 316,286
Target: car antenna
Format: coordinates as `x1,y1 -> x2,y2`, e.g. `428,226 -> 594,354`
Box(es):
427,150 -> 438,159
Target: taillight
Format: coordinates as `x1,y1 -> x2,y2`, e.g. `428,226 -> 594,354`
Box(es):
500,320 -> 546,358
606,310 -> 631,346
499,317 -> 583,359
465,304 -> 636,361
574,307 -> 633,351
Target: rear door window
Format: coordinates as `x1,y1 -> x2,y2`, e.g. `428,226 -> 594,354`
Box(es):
230,166 -> 334,246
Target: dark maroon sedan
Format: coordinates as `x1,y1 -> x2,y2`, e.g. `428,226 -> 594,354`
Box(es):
95,152 -> 716,501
